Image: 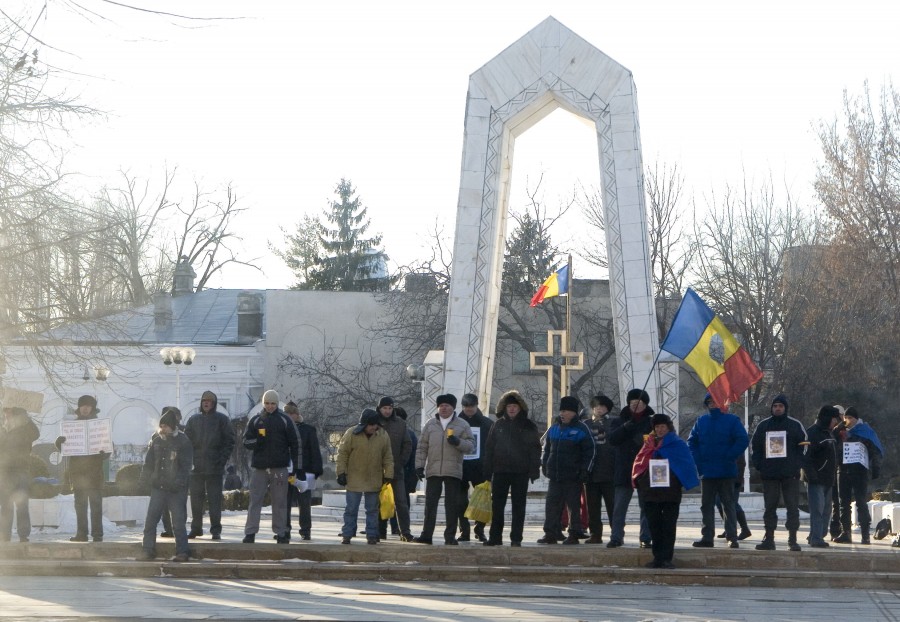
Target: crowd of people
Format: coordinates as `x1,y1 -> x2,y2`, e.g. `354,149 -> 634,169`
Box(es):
0,387 -> 890,568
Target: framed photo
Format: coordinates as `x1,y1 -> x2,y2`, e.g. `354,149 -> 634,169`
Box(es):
649,459 -> 670,488
765,430 -> 787,459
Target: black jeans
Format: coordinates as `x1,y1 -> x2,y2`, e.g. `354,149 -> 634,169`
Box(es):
285,483 -> 312,536
762,477 -> 800,533
644,499 -> 680,563
701,477 -> 737,541
489,472 -> 529,544
74,484 -> 103,539
190,473 -> 224,536
584,480 -> 615,537
543,480 -> 583,537
420,476 -> 462,542
455,478 -> 486,535
838,468 -> 871,532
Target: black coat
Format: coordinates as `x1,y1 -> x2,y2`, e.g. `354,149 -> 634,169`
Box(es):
608,405 -> 654,486
751,413 -> 807,480
541,417 -> 595,482
243,408 -> 300,470
184,410 -> 235,475
140,430 -> 193,492
585,414 -> 616,483
802,421 -> 837,486
295,421 -> 324,477
483,414 -> 541,480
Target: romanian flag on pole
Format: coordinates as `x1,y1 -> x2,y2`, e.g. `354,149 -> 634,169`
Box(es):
660,288 -> 763,406
530,265 -> 569,307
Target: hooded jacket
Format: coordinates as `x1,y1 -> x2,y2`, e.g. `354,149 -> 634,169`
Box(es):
688,407 -> 749,479
415,412 -> 475,479
803,418 -> 837,486
750,395 -> 808,480
483,391 -> 540,480
184,392 -> 235,475
139,429 -> 193,492
377,410 -> 412,481
608,403 -> 655,486
336,425 -> 393,493
459,406 -> 493,485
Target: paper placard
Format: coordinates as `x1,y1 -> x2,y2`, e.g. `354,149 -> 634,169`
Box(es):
463,427 -> 481,460
1,387 -> 44,413
60,419 -> 113,456
292,473 -> 317,494
765,430 -> 787,459
649,459 -> 670,488
842,441 -> 870,469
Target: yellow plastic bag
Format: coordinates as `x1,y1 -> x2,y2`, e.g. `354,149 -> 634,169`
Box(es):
379,482 -> 395,521
464,480 -> 492,524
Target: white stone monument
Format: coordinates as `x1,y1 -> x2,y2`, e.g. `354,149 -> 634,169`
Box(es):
430,17 -> 678,418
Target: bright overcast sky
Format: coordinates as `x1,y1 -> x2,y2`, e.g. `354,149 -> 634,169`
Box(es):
10,0 -> 900,289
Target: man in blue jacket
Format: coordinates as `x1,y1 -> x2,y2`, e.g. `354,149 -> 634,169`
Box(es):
688,394 -> 749,548
750,394 -> 808,551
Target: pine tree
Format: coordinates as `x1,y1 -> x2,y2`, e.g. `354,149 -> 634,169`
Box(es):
306,179 -> 388,291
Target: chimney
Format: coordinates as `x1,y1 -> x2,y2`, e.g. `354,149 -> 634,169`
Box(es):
153,292 -> 173,332
173,256 -> 196,297
237,292 -> 263,342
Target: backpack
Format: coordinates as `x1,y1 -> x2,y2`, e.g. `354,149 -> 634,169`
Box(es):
873,517 -> 891,540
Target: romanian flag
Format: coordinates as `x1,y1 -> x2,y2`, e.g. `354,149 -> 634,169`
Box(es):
530,265 -> 569,307
660,288 -> 763,406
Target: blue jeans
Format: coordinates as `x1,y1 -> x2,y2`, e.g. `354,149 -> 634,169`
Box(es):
143,487 -> 189,556
341,491 -> 379,539
806,482 -> 831,545
610,485 -> 650,544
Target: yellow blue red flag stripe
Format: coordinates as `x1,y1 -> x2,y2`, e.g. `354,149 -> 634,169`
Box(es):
660,288 -> 763,405
530,265 -> 569,307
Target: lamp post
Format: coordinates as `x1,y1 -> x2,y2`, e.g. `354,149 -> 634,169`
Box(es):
160,346 -> 196,411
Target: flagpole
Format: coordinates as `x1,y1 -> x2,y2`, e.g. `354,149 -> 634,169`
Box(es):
743,388 -> 750,494
565,254 -> 573,395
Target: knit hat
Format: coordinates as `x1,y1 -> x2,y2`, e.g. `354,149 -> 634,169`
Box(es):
160,407 -> 181,430
626,388 -> 650,404
559,396 -> 580,413
461,393 -> 478,407
590,395 -> 614,411
651,412 -> 673,427
359,408 -> 380,426
78,395 -> 97,409
262,389 -> 279,404
843,406 -> 859,420
816,405 -> 839,425
771,394 -> 788,412
283,401 -> 299,415
377,396 -> 394,409
436,393 -> 457,408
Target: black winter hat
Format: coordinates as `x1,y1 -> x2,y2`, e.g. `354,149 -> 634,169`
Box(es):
771,394 -> 789,412
359,408 -> 380,426
816,405 -> 839,425
436,393 -> 457,408
590,395 -> 614,411
377,396 -> 394,409
78,395 -> 97,409
651,412 -> 673,427
160,407 -> 181,430
843,406 -> 860,420
626,388 -> 650,404
559,396 -> 580,413
461,393 -> 478,407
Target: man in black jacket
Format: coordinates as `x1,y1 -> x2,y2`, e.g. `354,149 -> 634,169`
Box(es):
750,394 -> 808,551
184,390 -> 235,540
284,402 -> 324,541
803,405 -> 839,548
607,389 -> 654,548
455,393 -> 493,542
242,390 -> 300,544
584,395 -> 616,544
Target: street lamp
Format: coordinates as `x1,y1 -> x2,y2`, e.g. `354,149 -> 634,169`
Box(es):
159,346 -> 196,410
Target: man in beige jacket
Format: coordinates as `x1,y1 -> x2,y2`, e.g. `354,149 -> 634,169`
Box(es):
412,394 -> 475,545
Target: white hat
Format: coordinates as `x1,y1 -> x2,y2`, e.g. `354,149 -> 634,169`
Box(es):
833,404 -> 846,415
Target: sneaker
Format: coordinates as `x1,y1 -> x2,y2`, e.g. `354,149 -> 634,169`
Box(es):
159,531 -> 173,538
606,540 -> 623,548
242,534 -> 255,544
173,553 -> 189,562
341,536 -> 352,544
692,540 -> 714,548
138,550 -> 156,561
69,535 -> 89,542
412,536 -> 433,545
536,536 -> 558,544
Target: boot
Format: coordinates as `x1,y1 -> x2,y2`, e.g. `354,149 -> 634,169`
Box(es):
473,522 -> 487,542
736,507 -> 752,540
834,527 -> 852,543
457,527 -> 471,542
788,531 -> 801,552
861,526 -> 871,545
755,530 -> 775,550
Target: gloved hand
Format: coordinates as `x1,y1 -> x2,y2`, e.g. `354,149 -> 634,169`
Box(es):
295,469 -> 306,481
383,477 -> 393,486
55,436 -> 67,449
415,467 -> 425,481
337,473 -> 348,487
447,435 -> 461,446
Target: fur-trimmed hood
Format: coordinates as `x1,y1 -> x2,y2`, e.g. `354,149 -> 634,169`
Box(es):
495,390 -> 528,418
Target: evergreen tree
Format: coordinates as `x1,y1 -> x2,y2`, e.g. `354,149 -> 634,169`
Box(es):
306,179 -> 388,291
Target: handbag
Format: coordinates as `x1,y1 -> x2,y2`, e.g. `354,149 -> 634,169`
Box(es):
379,482 -> 396,520
464,480 -> 492,524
